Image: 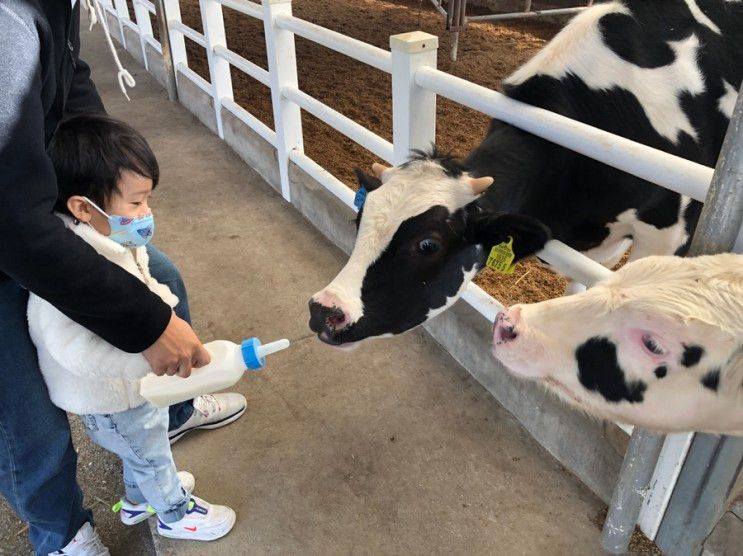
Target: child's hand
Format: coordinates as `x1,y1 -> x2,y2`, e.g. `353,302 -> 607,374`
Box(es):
143,312 -> 211,377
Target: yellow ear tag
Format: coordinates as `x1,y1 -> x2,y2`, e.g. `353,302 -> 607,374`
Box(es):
486,236 -> 516,274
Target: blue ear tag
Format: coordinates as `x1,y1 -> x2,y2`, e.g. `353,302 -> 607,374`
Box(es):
354,187 -> 368,210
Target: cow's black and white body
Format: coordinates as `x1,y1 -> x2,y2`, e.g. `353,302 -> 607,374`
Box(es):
473,0 -> 742,264
309,0 -> 743,346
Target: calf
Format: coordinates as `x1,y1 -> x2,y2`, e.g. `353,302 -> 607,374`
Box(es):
492,254 -> 743,435
309,0 -> 742,346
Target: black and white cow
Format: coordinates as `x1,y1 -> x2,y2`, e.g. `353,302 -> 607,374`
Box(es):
309,0 -> 743,346
492,254 -> 743,434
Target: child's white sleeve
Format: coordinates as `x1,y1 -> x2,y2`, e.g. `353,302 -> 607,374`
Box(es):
28,295 -> 152,380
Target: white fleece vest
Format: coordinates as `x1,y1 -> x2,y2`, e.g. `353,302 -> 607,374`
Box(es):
27,214 -> 178,415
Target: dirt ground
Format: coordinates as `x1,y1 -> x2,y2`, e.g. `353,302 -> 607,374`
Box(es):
173,0 -> 571,304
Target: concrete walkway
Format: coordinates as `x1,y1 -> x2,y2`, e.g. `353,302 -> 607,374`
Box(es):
8,21 -> 604,555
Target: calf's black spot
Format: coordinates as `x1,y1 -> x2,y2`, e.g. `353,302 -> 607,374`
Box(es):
576,337 -> 647,404
654,366 -> 667,379
701,369 -> 720,392
681,344 -> 705,367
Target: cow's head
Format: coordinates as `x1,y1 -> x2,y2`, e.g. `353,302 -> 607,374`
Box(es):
492,254 -> 743,434
309,150 -> 550,346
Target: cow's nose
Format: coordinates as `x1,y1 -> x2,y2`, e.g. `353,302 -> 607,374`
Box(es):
494,308 -> 520,345
308,295 -> 352,342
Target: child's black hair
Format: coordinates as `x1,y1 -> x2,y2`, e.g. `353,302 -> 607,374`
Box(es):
48,113 -> 159,216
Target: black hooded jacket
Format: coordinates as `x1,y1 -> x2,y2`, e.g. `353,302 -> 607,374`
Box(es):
0,0 -> 171,353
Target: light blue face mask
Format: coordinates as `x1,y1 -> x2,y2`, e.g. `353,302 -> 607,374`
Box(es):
84,197 -> 155,249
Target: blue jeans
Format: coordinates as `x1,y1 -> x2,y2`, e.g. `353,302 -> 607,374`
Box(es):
0,279 -> 91,555
81,404 -> 188,522
0,245 -> 191,554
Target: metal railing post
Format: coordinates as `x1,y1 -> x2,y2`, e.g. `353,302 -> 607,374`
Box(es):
390,31 -> 438,166
156,0 -> 186,101
263,0 -> 303,201
688,89 -> 743,255
446,0 -> 466,61
651,87 -> 743,555
602,88 -> 743,554
200,0 -> 234,138
601,430 -> 665,553
132,0 -> 155,70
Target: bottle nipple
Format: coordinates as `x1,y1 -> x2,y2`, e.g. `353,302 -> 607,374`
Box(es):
241,337 -> 290,369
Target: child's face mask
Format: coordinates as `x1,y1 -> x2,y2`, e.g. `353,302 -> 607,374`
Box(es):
83,197 -> 155,248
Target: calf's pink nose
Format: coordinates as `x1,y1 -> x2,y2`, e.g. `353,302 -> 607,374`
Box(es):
493,307 -> 521,345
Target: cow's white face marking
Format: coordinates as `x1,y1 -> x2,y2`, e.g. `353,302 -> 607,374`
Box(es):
719,81 -> 739,118
505,2 -> 707,144
493,254 -> 743,434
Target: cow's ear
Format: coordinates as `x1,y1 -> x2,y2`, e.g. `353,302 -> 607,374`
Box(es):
353,168 -> 382,192
466,212 -> 551,261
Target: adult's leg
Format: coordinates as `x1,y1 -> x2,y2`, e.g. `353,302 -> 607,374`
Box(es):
0,280 -> 92,555
145,245 -> 195,429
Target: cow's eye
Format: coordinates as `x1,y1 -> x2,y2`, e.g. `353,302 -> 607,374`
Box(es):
642,334 -> 665,355
418,238 -> 441,255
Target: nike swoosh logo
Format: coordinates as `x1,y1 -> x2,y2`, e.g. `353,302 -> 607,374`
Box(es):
184,526 -> 198,532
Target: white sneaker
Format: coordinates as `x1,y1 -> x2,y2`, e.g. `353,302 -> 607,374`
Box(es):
156,495 -> 236,541
168,393 -> 247,444
49,522 -> 110,556
113,471 -> 195,525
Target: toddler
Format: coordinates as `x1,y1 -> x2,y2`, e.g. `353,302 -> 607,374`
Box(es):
28,113 -> 235,542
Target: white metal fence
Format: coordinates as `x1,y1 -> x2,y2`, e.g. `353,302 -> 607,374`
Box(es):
93,0 -> 740,543
465,0 -> 595,23
98,0 -> 720,322
99,0 -> 738,310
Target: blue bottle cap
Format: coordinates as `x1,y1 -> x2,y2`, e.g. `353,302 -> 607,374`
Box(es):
241,337 -> 265,370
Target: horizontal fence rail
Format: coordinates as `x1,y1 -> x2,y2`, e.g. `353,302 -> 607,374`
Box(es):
213,44 -> 271,86
135,0 -> 156,14
429,0 -> 594,23
217,0 -> 262,19
415,67 -> 714,202
289,150 -> 357,209
275,14 -> 392,73
283,87 -> 394,163
121,16 -> 139,31
469,6 -> 590,22
176,62 -> 211,92
222,98 -> 277,145
143,34 -> 162,53
169,19 -> 207,47
538,240 -> 613,286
